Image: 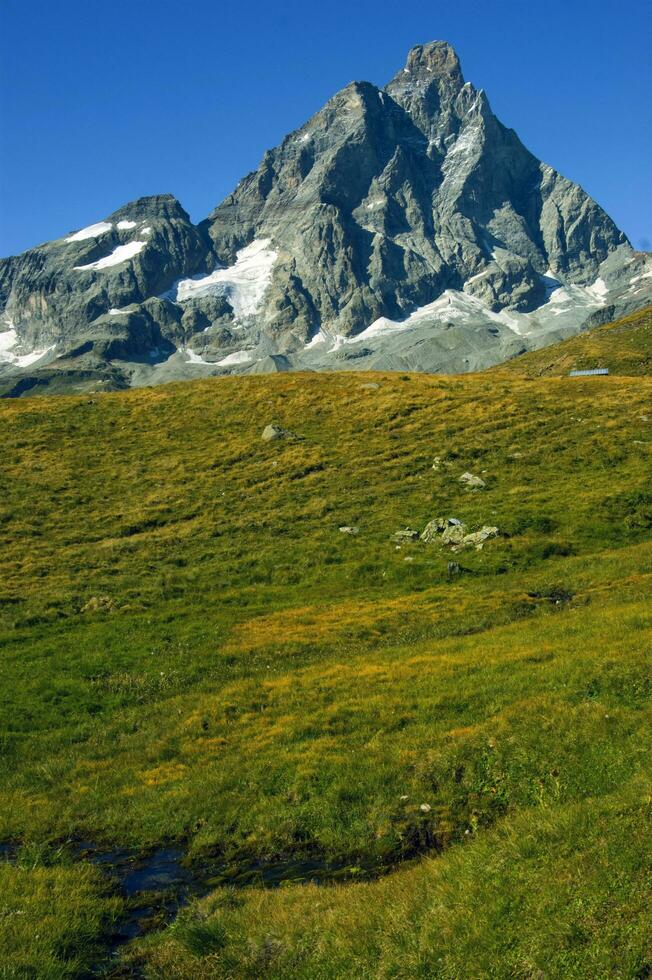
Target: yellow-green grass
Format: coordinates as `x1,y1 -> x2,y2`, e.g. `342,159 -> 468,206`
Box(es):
131,782 -> 652,979
0,858 -> 120,978
501,303 -> 652,377
0,364 -> 651,976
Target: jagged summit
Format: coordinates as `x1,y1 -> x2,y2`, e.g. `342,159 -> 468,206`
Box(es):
390,40 -> 463,82
385,42 -> 485,157
0,42 -> 649,396
107,194 -> 192,225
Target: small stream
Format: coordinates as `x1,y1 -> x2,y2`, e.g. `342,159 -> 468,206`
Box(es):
73,842 -> 199,955
2,838 -> 405,975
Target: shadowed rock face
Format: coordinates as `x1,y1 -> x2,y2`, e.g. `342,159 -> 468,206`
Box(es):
202,40 -> 626,342
0,42 -> 649,395
0,195 -> 212,355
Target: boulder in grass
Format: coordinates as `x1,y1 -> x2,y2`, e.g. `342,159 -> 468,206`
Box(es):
420,517 -> 448,542
392,528 -> 420,543
441,524 -> 467,545
82,595 -> 115,614
261,423 -> 299,442
462,526 -> 499,548
421,517 -> 463,542
459,471 -> 486,490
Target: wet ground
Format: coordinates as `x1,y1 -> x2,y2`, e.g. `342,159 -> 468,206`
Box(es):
1,837 -> 400,975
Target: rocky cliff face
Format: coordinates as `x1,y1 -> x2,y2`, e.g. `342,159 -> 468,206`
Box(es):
1,42 -> 650,395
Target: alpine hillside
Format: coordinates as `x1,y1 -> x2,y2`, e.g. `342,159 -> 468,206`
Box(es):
1,305 -> 651,975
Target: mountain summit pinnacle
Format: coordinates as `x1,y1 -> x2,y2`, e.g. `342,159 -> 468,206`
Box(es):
400,41 -> 463,80
385,41 -> 470,146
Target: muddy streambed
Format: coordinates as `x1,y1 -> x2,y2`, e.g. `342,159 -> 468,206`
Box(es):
2,838 -> 412,974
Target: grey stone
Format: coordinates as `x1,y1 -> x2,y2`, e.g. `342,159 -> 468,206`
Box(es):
421,517 -> 465,542
339,525 -> 359,535
461,526 -> 500,548
261,423 -> 298,442
459,472 -> 486,490
420,517 -> 450,542
393,528 -> 420,542
441,524 -> 467,545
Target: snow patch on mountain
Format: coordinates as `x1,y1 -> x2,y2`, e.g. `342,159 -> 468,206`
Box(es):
217,350 -> 254,366
65,221 -> 113,243
0,326 -> 55,367
586,278 -> 609,300
348,292 -> 520,345
174,240 -> 277,319
74,241 -> 147,271
0,326 -> 17,354
184,348 -> 214,366
304,330 -> 327,349
333,274 -> 611,350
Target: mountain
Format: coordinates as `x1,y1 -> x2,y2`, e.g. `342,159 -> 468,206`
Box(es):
2,41 -> 651,395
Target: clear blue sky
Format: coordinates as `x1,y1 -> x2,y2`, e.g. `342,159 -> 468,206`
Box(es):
1,0 -> 650,257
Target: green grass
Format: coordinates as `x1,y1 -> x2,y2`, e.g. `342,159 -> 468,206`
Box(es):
501,303 -> 652,378
0,340 -> 651,975
0,856 -> 120,978
137,784 -> 652,979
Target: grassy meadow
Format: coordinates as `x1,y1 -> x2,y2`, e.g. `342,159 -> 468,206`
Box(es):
0,309 -> 651,976
502,304 -> 652,378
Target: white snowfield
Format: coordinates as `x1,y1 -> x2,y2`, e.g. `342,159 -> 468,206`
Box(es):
629,270 -> 652,286
65,218 -> 141,242
543,278 -> 610,320
303,272 -> 611,353
344,293 -> 505,345
74,241 -> 147,271
304,330 -> 327,350
183,348 -> 214,366
0,325 -> 55,368
0,326 -> 16,355
174,239 -> 278,320
216,349 -> 254,366
65,221 -> 113,242
181,348 -> 254,368
585,278 -> 609,300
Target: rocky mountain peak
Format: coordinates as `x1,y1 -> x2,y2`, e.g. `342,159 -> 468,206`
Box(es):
1,42 -> 649,397
108,194 -> 191,224
401,41 -> 463,81
384,41 -> 471,148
